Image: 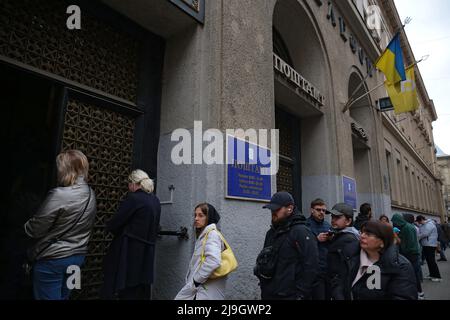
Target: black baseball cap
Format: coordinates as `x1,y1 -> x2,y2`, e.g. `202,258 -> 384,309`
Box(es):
263,192 -> 295,211
329,203 -> 355,219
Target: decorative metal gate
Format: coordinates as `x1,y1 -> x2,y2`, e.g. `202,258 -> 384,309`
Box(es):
276,110 -> 294,194
61,94 -> 136,299
275,108 -> 301,203
0,0 -> 150,299
0,0 -> 139,102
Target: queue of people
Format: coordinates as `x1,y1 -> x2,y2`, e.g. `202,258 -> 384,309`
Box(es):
21,150 -> 162,300
254,194 -> 442,300
18,150 -> 446,300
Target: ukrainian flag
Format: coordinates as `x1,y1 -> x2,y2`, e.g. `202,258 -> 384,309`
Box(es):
376,33 -> 407,84
385,66 -> 419,114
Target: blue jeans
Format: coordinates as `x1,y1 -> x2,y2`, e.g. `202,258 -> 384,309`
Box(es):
33,255 -> 85,300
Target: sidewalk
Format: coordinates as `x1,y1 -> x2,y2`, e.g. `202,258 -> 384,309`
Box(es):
421,253 -> 450,300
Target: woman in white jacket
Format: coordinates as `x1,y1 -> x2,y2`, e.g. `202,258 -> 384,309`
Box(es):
175,203 -> 226,300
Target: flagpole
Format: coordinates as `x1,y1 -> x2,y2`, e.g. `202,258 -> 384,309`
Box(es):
342,17 -> 412,113
344,82 -> 385,111
344,56 -> 428,113
343,65 -> 374,113
406,55 -> 429,69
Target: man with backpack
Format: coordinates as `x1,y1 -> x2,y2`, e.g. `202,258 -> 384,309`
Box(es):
254,192 -> 319,300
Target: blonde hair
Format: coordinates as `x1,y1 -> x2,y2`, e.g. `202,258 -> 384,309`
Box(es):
56,150 -> 89,187
128,169 -> 154,193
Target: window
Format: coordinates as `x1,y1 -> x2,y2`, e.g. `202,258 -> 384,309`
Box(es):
385,150 -> 393,200
404,164 -> 411,207
396,157 -> 404,205
273,27 -> 293,67
411,170 -> 418,209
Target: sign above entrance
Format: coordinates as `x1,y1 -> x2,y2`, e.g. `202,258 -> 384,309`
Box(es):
343,176 -> 357,210
226,135 -> 272,202
169,0 -> 205,24
273,53 -> 325,106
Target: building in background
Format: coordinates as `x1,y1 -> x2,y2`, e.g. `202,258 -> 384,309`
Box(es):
375,0 -> 445,223
0,0 -> 445,299
437,148 -> 450,221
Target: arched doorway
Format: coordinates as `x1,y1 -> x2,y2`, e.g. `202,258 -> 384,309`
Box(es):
348,70 -> 377,213
272,0 -> 332,212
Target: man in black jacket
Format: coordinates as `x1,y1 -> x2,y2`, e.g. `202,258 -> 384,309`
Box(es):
306,198 -> 332,300
255,192 -> 319,300
326,203 -> 360,300
354,203 -> 372,231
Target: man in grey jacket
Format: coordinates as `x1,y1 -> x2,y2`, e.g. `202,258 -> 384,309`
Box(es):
416,215 -> 441,282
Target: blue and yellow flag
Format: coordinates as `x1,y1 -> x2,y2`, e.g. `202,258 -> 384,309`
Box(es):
385,66 -> 419,114
376,33 -> 407,84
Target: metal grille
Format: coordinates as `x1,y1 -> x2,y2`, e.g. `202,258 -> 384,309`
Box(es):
0,0 -> 139,102
62,98 -> 135,299
276,161 -> 294,195
277,118 -> 293,159
275,110 -> 295,193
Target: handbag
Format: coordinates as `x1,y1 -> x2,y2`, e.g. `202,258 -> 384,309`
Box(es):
200,229 -> 238,279
23,187 -> 92,275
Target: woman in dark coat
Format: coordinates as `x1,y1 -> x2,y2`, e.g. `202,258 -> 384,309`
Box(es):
349,221 -> 418,300
101,169 -> 161,300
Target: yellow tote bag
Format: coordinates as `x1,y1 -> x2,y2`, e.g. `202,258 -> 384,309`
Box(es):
200,229 -> 238,279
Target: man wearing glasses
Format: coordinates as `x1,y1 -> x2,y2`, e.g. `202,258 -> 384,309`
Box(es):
306,199 -> 332,300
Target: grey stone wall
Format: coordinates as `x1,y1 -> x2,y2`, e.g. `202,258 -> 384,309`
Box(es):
151,0 -> 417,299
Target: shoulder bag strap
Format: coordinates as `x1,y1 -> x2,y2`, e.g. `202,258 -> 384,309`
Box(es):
34,187 -> 92,260
200,229 -> 214,264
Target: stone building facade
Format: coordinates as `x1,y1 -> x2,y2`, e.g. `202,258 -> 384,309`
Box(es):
437,154 -> 450,221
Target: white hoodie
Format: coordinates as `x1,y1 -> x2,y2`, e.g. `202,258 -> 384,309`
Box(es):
418,220 -> 438,247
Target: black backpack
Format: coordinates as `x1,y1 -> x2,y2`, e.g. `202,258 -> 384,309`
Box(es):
254,220 -> 304,280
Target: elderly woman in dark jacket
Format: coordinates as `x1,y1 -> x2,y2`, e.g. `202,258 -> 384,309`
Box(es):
349,221 -> 418,300
101,169 -> 161,300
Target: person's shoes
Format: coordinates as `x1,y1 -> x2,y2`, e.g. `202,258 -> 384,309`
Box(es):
431,278 -> 442,282
418,292 -> 425,300
423,275 -> 432,280
437,258 -> 447,262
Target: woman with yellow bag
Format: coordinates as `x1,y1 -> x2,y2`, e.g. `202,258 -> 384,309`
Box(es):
175,203 -> 237,300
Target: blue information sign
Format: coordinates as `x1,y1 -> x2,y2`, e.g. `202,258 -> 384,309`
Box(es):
343,176 -> 357,209
226,135 -> 272,202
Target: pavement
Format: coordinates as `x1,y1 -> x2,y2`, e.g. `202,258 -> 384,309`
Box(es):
421,251 -> 450,300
